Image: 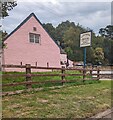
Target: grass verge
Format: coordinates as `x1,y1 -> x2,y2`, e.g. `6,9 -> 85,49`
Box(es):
2,80 -> 111,118
2,70 -> 93,92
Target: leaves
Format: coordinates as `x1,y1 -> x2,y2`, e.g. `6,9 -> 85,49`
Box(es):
43,21 -> 113,65
93,47 -> 105,64
99,25 -> 113,40
1,1 -> 17,18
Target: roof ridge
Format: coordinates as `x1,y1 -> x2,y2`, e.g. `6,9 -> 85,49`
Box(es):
4,12 -> 62,49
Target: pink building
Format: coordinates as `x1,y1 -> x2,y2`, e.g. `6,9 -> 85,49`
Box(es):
3,13 -> 61,71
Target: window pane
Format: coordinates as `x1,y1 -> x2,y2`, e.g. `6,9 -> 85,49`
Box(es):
35,34 -> 39,43
30,33 -> 34,39
29,33 -> 34,43
30,38 -> 34,43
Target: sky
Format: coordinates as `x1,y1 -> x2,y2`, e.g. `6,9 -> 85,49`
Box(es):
2,0 -> 112,35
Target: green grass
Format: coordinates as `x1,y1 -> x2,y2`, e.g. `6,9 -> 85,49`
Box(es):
2,70 -> 95,92
2,81 -> 111,118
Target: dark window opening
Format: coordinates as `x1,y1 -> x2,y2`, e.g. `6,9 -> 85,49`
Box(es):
33,27 -> 37,31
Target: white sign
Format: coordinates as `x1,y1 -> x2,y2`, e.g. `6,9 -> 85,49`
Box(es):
80,31 -> 91,47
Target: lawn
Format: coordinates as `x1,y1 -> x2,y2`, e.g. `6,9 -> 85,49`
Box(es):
2,70 -> 94,92
2,80 -> 111,118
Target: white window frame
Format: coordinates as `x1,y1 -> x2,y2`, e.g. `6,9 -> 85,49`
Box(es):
29,33 -> 40,44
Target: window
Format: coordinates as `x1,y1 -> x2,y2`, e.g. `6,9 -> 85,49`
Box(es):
29,33 -> 40,43
33,27 -> 37,31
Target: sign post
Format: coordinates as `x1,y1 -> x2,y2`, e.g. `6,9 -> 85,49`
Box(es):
84,47 -> 86,68
80,31 -> 92,68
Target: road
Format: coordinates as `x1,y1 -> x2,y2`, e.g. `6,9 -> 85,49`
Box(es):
92,70 -> 113,79
86,108 -> 113,119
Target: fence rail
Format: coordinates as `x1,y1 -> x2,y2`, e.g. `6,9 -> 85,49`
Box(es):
2,64 -> 110,91
2,64 -> 98,71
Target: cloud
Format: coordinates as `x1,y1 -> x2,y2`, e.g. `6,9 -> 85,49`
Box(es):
18,0 -> 112,2
2,1 -> 111,35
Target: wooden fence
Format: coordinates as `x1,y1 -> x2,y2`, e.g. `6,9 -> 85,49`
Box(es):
1,64 -> 103,90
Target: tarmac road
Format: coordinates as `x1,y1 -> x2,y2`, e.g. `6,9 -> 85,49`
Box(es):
87,108 -> 113,119
92,70 -> 113,79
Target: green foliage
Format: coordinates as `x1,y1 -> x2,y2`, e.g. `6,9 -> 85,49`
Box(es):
86,47 -> 95,64
93,47 -> 104,64
43,21 -> 113,65
43,23 -> 56,40
0,1 -> 17,49
99,25 -> 113,64
0,31 -> 8,48
1,1 -> 17,18
43,21 -> 86,61
63,26 -> 83,61
99,25 -> 113,40
55,20 -> 76,43
103,38 -> 113,64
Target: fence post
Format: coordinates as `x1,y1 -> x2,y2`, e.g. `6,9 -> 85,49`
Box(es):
83,68 -> 86,82
90,69 -> 92,78
20,62 -> 22,66
26,64 -> 32,89
97,68 -> 100,80
61,66 -> 65,85
35,62 -> 37,67
47,62 -> 49,68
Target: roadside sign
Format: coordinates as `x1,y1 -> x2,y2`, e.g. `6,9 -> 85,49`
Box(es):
80,31 -> 91,47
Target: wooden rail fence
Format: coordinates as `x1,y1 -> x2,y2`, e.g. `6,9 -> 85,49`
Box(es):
1,64 -> 103,90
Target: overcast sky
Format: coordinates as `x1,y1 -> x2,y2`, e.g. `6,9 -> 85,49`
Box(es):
2,0 -> 112,35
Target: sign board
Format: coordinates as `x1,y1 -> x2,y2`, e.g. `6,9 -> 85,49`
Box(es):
80,31 -> 91,47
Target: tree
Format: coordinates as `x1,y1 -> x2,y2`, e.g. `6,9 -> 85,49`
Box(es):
103,38 -> 113,65
42,20 -> 112,64
55,20 -> 76,48
1,0 -> 17,18
99,25 -> 113,64
63,26 -> 83,61
42,23 -> 56,40
93,47 -> 105,64
99,25 -> 113,40
0,0 -> 17,48
0,31 -> 8,48
86,47 -> 95,64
